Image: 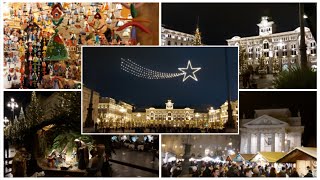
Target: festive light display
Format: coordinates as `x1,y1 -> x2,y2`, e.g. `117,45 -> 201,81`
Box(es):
120,58 -> 201,82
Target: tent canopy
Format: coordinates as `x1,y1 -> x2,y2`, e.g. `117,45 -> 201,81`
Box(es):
277,147 -> 317,163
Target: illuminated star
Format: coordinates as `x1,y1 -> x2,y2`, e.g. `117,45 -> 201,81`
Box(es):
178,60 -> 201,82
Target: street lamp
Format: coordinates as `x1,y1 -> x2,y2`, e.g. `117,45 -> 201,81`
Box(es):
7,98 -> 18,123
4,117 -> 10,127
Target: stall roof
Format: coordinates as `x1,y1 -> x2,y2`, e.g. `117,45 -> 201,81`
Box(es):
250,152 -> 286,163
277,147 -> 317,163
241,154 -> 255,161
226,154 -> 237,161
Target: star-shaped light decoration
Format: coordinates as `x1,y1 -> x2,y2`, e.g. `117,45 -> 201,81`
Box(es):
178,60 -> 201,82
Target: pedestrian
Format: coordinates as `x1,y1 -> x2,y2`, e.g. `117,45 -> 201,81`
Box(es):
304,170 -> 313,177
244,168 -> 253,177
290,168 -> 299,177
269,167 -> 277,177
12,147 -> 28,177
212,167 -> 220,177
277,167 -> 287,177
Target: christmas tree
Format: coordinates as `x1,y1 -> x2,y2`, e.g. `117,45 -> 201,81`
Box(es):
26,91 -> 44,127
192,27 -> 202,45
192,17 -> 202,45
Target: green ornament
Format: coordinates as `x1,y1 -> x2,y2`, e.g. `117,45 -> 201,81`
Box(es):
44,30 -> 69,61
130,4 -> 138,18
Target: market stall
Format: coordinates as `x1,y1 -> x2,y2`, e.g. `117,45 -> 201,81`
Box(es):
277,147 -> 317,177
3,2 -> 159,89
250,152 -> 286,167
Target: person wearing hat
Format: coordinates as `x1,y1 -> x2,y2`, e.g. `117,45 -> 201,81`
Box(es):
12,147 -> 28,177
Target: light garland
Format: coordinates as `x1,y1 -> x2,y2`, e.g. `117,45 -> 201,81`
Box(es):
120,58 -> 201,82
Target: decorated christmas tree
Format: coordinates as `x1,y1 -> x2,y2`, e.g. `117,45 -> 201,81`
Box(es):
26,91 -> 44,127
192,27 -> 202,45
192,17 -> 202,46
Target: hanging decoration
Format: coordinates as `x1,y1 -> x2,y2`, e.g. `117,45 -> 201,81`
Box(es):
3,2 -> 158,89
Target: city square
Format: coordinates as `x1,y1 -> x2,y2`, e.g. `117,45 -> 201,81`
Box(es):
82,47 -> 238,133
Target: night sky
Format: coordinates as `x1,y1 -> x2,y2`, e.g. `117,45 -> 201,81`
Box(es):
83,47 -> 238,111
240,91 -> 316,147
162,3 -> 301,45
4,91 -> 54,119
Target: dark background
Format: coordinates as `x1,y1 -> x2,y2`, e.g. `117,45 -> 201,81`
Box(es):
162,3 -> 301,45
83,47 -> 238,111
240,91 -> 317,147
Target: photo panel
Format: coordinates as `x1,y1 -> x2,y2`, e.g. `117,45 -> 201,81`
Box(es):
3,91 -> 159,177
160,91 -> 316,177
161,3 -> 317,89
3,2 -> 159,89
82,46 -> 238,134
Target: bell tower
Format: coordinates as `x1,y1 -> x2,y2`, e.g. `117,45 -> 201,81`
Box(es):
257,16 -> 274,36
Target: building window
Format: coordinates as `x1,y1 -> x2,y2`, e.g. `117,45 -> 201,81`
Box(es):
291,50 -> 297,56
181,43 -> 183,45
248,53 -> 253,58
283,51 -> 287,57
283,45 -> 287,50
263,52 -> 269,57
311,49 -> 316,54
263,42 -> 269,49
276,51 -> 279,57
175,42 -> 177,45
310,42 -> 316,47
167,41 -> 171,45
291,44 -> 296,49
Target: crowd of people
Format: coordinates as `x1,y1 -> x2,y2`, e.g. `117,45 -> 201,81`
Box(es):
162,161 -> 315,178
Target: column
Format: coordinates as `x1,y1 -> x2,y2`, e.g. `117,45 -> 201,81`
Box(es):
281,131 -> 285,152
247,133 -> 251,154
271,133 -> 276,152
257,132 -> 261,152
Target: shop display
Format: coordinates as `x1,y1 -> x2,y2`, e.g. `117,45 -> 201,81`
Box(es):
3,2 -> 159,89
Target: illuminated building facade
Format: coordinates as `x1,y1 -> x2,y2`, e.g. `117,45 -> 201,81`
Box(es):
98,97 -> 133,128
240,108 -> 304,154
97,98 -> 238,129
227,16 -> 317,72
161,27 -> 195,46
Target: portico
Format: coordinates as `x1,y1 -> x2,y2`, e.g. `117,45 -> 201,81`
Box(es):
240,110 -> 304,154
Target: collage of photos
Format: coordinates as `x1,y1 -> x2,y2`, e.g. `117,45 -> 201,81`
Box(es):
1,1 -> 318,179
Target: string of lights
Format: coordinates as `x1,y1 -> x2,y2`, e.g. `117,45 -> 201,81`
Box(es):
121,58 -> 184,80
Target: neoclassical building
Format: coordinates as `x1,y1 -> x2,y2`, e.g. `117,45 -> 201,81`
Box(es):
161,27 -> 195,46
240,108 -> 304,154
227,16 -> 317,72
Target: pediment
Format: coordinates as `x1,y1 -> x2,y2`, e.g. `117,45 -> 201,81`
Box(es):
243,115 -> 289,128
